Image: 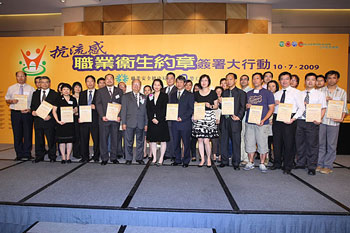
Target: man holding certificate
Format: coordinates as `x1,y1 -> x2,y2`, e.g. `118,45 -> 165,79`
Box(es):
96,74 -> 123,165
30,76 -> 59,163
243,73 -> 275,173
219,73 -> 246,170
5,71 -> 35,161
294,73 -> 327,175
271,72 -> 304,174
169,75 -> 194,168
318,70 -> 348,174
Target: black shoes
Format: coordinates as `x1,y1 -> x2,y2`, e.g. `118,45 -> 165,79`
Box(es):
112,159 -> 120,164
198,164 -> 203,167
270,166 -> 281,170
283,170 -> 291,174
61,160 -> 66,164
79,159 -> 87,163
101,161 -> 108,166
295,166 -> 306,169
136,160 -> 145,165
67,159 -> 72,164
308,169 -> 316,176
219,164 -> 226,168
233,166 -> 240,170
125,160 -> 132,165
171,162 -> 180,166
50,159 -> 56,163
182,164 -> 189,168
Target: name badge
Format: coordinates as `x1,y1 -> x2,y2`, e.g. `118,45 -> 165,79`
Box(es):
68,100 -> 73,105
115,95 -> 120,99
140,98 -> 145,104
253,89 -> 259,94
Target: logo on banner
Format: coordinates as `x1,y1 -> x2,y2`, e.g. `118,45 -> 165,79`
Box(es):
19,46 -> 47,76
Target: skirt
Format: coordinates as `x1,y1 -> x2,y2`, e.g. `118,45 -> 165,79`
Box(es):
192,110 -> 219,139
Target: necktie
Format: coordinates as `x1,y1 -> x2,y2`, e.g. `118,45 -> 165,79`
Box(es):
108,88 -> 112,97
135,93 -> 139,107
177,91 -> 181,100
88,90 -> 92,105
280,90 -> 286,103
42,90 -> 46,102
19,85 -> 24,95
167,86 -> 170,94
302,91 -> 310,118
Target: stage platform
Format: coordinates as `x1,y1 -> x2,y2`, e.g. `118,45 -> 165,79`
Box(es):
0,145 -> 349,233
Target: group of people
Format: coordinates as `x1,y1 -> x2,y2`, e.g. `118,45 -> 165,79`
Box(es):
5,69 -> 347,175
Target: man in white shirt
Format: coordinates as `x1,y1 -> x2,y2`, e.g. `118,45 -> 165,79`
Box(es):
271,72 -> 304,174
5,71 -> 35,160
295,73 -> 327,175
318,70 -> 348,174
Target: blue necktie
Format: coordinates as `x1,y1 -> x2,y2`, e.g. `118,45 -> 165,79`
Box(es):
88,90 -> 92,105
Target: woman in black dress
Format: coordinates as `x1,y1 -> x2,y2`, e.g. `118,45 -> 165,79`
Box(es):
52,83 -> 78,164
146,79 -> 170,166
192,75 -> 219,167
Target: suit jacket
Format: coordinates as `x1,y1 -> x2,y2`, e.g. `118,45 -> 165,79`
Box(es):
169,90 -> 194,130
96,86 -> 123,123
30,88 -> 59,128
162,85 -> 178,101
146,92 -> 168,124
79,89 -> 98,124
121,91 -> 147,129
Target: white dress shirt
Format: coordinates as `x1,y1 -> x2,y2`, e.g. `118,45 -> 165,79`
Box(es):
299,88 -> 327,120
40,88 -> 50,103
5,83 -> 35,110
87,89 -> 95,104
274,86 -> 305,119
166,85 -> 175,94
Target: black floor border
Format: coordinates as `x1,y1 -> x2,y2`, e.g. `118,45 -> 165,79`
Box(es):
22,221 -> 39,233
290,172 -> 350,212
18,163 -> 86,203
333,162 -> 350,169
0,161 -> 26,171
211,160 -> 240,211
117,225 -> 127,233
121,159 -> 151,208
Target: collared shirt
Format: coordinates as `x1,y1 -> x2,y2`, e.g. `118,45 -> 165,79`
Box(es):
177,89 -> 184,99
274,86 -> 304,119
166,85 -> 175,94
40,88 -> 50,103
243,86 -> 253,93
5,83 -> 35,109
320,85 -> 348,126
298,88 -> 327,120
87,89 -> 95,104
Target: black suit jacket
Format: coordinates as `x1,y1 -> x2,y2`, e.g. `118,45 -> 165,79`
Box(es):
30,88 -> 59,128
146,92 -> 168,124
162,86 -> 178,101
79,89 -> 99,124
169,90 -> 194,130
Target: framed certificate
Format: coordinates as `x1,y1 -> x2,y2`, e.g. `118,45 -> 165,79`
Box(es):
215,109 -> 222,121
13,94 -> 28,111
166,104 -> 178,121
193,103 -> 205,120
221,97 -> 234,115
106,103 -> 121,121
79,105 -> 92,123
36,101 -> 53,120
60,106 -> 74,123
276,103 -> 293,122
248,105 -> 263,124
306,104 -> 321,122
326,100 -> 344,120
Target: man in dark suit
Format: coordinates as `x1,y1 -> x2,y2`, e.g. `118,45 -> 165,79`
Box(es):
121,79 -> 148,165
30,76 -> 59,163
162,72 -> 178,160
219,73 -> 247,170
78,75 -> 100,163
96,74 -> 123,165
169,76 -> 194,167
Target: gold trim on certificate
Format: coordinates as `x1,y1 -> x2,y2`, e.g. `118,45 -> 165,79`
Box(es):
193,103 -> 205,120
248,105 -> 263,124
60,106 -> 74,123
106,103 -> 121,121
276,103 -> 293,122
166,104 -> 178,121
13,94 -> 28,110
306,104 -> 321,122
221,97 -> 234,115
79,105 -> 92,123
36,100 -> 53,120
326,100 -> 343,120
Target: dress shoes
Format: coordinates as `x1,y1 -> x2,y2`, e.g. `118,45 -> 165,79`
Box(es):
112,159 -> 120,164
136,160 -> 145,165
79,159 -> 87,163
182,164 -> 189,168
171,162 -> 179,166
101,161 -> 108,166
50,159 -> 56,163
33,158 -> 43,163
283,170 -> 291,174
269,165 -> 281,170
308,169 -> 316,176
61,160 -> 66,164
295,166 -> 306,169
125,160 -> 132,165
67,159 -> 72,164
233,166 -> 240,170
219,164 -> 226,168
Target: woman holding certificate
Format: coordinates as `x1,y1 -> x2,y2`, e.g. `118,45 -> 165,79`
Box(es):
146,79 -> 170,166
52,83 -> 78,164
192,75 -> 219,168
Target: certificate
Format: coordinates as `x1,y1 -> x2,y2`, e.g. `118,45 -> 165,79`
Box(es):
326,100 -> 344,120
166,104 -> 178,121
276,103 -> 293,122
106,103 -> 121,121
36,101 -> 53,120
13,94 -> 28,110
60,106 -> 74,123
193,103 -> 205,120
79,105 -> 92,123
248,105 -> 263,124
306,104 -> 321,122
221,97 -> 234,115
214,109 -> 222,121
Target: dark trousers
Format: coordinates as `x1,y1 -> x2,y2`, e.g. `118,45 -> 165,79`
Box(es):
190,137 -> 197,158
295,120 -> 319,170
99,122 -> 119,162
11,110 -> 33,158
34,123 -> 56,161
173,127 -> 191,165
73,119 -> 80,158
220,119 -> 241,167
165,122 -> 175,158
117,130 -> 125,157
272,114 -> 297,171
124,127 -> 144,161
80,122 -> 100,161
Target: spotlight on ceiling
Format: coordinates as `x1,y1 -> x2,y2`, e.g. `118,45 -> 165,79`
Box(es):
60,0 -> 66,3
